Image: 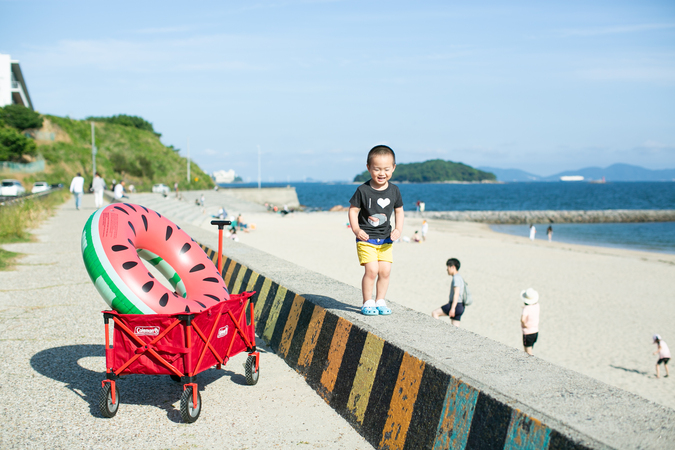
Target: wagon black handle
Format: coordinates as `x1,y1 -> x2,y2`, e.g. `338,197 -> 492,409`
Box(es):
210,220 -> 232,229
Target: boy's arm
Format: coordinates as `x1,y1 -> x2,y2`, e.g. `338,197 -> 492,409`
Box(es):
349,207 -> 369,241
449,283 -> 461,317
391,206 -> 404,241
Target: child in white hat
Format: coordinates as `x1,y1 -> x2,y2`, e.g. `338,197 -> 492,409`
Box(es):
653,334 -> 670,378
521,288 -> 540,355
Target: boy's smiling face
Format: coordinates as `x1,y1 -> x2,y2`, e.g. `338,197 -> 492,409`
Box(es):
367,154 -> 396,190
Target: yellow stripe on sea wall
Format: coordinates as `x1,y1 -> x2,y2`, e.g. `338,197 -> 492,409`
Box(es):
232,265 -> 248,294
263,285 -> 288,342
223,260 -> 237,286
379,353 -> 426,450
319,317 -> 352,400
246,272 -> 260,292
346,332 -> 384,425
297,307 -> 327,372
278,295 -> 305,358
254,277 -> 273,320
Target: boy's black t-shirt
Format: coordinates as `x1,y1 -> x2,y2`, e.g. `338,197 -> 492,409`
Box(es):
349,181 -> 403,240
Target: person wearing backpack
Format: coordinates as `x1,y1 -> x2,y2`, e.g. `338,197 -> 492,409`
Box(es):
432,258 -> 466,327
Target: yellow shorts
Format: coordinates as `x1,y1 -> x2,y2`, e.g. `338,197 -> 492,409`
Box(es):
356,241 -> 393,265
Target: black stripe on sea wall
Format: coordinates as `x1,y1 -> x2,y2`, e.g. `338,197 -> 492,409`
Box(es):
249,272 -> 266,311
239,268 -> 253,294
284,299 -> 316,368
548,430 -> 593,450
403,364 -> 452,450
331,325 -> 368,419
256,281 -> 280,335
361,341 -> 404,449
227,262 -> 242,292
268,289 -> 297,353
221,257 -> 232,278
465,391 -> 511,450
305,311 -> 339,390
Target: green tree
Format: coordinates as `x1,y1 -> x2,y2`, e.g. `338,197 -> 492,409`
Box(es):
0,127 -> 37,161
0,105 -> 43,130
354,159 -> 496,183
86,114 -> 161,137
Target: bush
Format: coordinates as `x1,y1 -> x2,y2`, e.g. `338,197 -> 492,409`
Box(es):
0,127 -> 37,161
86,114 -> 160,137
0,104 -> 43,130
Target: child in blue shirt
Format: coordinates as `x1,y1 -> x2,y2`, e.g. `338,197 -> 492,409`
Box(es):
349,145 -> 404,315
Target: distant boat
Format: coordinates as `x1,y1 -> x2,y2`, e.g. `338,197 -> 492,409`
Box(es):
590,176 -> 606,184
560,175 -> 584,182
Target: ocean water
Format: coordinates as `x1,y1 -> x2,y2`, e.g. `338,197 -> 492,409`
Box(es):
218,181 -> 675,254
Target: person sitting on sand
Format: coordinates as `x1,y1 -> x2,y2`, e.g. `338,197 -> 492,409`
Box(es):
431,258 -> 465,327
653,334 -> 670,378
412,231 -> 421,242
520,288 -> 540,355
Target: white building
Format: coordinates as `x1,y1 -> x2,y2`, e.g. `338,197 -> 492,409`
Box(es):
0,54 -> 33,110
212,169 -> 237,183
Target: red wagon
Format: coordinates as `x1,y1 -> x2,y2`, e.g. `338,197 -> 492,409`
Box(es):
98,220 -> 259,423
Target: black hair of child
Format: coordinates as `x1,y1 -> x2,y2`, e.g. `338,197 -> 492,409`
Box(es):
367,145 -> 396,166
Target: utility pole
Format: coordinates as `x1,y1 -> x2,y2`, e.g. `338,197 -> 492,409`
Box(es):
257,145 -> 261,189
91,122 -> 97,175
187,137 -> 191,183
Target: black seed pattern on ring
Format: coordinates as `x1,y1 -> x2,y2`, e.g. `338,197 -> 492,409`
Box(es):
156,211 -> 162,218
141,205 -> 148,213
148,272 -> 155,279
189,264 -> 205,273
128,239 -> 134,246
165,226 -> 173,241
123,203 -> 137,212
142,281 -> 154,292
112,245 -> 128,252
203,277 -> 219,283
114,206 -> 129,215
159,293 -> 169,307
142,215 -> 148,231
204,294 -> 220,302
184,306 -> 190,312
122,261 -> 138,270
128,221 -> 136,236
180,243 -> 191,254
196,301 -> 206,308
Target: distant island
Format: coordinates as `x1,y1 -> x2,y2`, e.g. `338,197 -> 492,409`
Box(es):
354,159 -> 496,183
479,163 -> 675,182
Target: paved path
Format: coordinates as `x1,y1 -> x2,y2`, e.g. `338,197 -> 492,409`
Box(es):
0,193 -> 372,449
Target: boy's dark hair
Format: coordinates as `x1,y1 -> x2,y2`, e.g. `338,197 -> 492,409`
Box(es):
446,258 -> 461,270
367,145 -> 396,166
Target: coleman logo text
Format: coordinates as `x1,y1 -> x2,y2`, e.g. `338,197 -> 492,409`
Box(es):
134,326 -> 160,336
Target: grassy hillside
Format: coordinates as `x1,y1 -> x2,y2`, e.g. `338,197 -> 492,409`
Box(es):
354,159 -> 496,183
16,115 -> 214,192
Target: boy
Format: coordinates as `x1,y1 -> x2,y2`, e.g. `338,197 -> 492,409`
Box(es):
520,288 -> 540,355
349,145 -> 404,316
653,334 -> 670,378
432,258 -> 465,327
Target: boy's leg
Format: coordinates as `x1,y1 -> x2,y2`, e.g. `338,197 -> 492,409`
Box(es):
361,261 -> 379,303
375,261 -> 392,301
665,362 -> 669,377
656,363 -> 660,378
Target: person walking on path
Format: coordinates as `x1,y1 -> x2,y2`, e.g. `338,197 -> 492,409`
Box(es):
432,258 -> 465,327
92,172 -> 106,209
653,334 -> 671,378
421,220 -> 429,241
69,172 -> 85,210
529,224 -> 536,241
547,225 -> 553,242
349,145 -> 404,316
521,288 -> 540,355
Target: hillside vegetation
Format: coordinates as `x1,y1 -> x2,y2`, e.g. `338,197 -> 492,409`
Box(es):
354,159 -> 496,183
1,107 -> 213,192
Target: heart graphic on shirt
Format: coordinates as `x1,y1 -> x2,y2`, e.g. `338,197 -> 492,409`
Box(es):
377,198 -> 390,208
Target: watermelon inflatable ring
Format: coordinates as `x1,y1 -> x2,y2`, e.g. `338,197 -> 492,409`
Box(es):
82,203 -> 229,314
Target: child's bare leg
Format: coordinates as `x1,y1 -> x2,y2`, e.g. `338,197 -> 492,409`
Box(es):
665,363 -> 669,377
361,262 -> 379,304
656,364 -> 661,378
431,307 -> 445,319
375,261 -> 392,301
524,346 -> 533,355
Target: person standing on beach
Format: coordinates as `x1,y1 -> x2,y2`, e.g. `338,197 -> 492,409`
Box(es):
349,145 -> 404,316
547,225 -> 553,242
92,172 -> 106,209
432,258 -> 465,327
653,334 -> 670,378
520,288 -> 540,355
421,220 -> 429,241
529,224 -> 536,241
69,172 -> 85,210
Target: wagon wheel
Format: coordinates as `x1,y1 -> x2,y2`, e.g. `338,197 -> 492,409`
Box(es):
99,383 -> 120,418
180,386 -> 202,423
245,354 -> 259,385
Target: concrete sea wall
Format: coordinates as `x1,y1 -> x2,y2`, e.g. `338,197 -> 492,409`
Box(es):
418,209 -> 675,224
181,222 -> 675,450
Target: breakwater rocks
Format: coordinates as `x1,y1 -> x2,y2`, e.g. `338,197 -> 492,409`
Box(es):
418,209 -> 675,224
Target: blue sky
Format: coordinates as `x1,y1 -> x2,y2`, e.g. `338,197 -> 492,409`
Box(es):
2,0 -> 674,181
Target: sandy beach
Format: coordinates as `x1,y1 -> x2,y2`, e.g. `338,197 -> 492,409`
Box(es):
219,210 -> 675,411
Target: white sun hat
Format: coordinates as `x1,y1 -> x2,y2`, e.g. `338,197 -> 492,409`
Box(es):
521,288 -> 539,305
653,334 -> 661,343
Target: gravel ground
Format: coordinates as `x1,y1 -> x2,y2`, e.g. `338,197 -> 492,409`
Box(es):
0,194 -> 372,450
